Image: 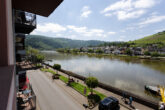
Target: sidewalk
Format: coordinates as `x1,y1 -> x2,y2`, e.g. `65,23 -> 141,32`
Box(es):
36,100 -> 41,110
50,68 -> 154,110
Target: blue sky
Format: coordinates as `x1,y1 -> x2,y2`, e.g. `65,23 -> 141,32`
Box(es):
31,0 -> 165,41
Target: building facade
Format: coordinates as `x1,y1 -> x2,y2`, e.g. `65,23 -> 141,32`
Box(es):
0,0 -> 63,109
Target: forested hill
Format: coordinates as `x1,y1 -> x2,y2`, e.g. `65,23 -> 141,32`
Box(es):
25,31 -> 165,50
25,35 -> 105,50
132,31 -> 165,44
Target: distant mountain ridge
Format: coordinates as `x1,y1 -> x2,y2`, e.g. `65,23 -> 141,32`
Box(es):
25,35 -> 106,50
25,31 -> 165,50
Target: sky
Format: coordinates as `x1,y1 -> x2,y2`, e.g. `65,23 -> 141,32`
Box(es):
31,0 -> 165,41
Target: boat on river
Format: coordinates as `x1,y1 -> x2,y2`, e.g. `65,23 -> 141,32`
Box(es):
160,87 -> 165,103
47,59 -> 52,62
145,85 -> 161,96
145,85 -> 165,103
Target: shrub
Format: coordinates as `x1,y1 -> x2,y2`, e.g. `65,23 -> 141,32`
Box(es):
88,49 -> 94,53
160,54 -> 165,57
144,51 -> 151,56
96,49 -> 103,54
86,77 -> 98,94
125,48 -> 132,56
36,54 -> 45,63
52,74 -> 60,79
151,52 -> 160,57
53,64 -> 61,70
72,49 -> 79,53
87,94 -> 101,107
35,63 -> 42,68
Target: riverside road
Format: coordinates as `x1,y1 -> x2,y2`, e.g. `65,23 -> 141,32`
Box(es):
27,70 -> 84,110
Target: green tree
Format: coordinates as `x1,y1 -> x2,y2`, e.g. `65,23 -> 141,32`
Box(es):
36,54 -> 45,63
64,48 -> 70,53
85,77 -> 98,94
26,47 -> 45,63
72,49 -> 79,53
56,48 -> 65,53
88,49 -> 94,53
125,48 -> 132,56
95,49 -> 103,54
53,64 -> 61,70
144,51 -> 151,56
151,52 -> 160,57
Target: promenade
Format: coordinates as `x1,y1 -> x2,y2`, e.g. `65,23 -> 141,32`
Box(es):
27,68 -> 155,110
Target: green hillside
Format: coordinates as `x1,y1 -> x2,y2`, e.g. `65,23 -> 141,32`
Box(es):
25,31 -> 165,50
132,31 -> 165,44
25,35 -> 105,50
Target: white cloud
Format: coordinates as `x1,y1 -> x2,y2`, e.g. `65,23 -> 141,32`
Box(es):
30,31 -> 38,35
134,0 -> 155,8
125,26 -> 135,30
107,32 -> 116,35
36,23 -> 66,33
67,25 -> 104,37
56,34 -> 62,37
139,15 -> 165,25
32,23 -> 116,41
90,29 -> 104,33
116,10 -> 146,20
101,0 -> 158,20
120,30 -> 126,32
118,36 -> 126,41
67,25 -> 87,33
155,28 -> 165,32
81,6 -> 92,18
67,25 -> 115,39
102,0 -> 132,13
105,13 -> 113,17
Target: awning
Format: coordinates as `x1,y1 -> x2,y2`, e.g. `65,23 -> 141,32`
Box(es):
12,0 -> 63,17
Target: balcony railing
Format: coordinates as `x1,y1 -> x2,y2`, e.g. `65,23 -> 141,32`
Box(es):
14,10 -> 36,34
15,10 -> 36,27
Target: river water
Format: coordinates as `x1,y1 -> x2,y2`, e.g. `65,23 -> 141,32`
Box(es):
43,51 -> 165,101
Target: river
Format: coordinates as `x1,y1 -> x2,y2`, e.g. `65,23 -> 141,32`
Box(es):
43,51 -> 165,101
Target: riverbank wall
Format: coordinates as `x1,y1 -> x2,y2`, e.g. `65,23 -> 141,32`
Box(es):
43,62 -> 159,109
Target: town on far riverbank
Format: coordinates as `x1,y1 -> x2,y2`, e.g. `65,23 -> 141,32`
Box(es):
56,43 -> 165,60
56,31 -> 165,60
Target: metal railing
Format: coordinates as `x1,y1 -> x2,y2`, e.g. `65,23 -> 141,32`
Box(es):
29,84 -> 36,110
14,10 -> 36,27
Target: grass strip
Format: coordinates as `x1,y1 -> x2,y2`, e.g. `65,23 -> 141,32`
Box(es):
59,75 -> 68,83
41,68 -> 106,100
93,90 -> 106,100
59,76 -> 106,99
70,82 -> 106,99
70,82 -> 90,96
40,68 -> 56,74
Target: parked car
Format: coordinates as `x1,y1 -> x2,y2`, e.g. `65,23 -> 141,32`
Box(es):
99,96 -> 119,110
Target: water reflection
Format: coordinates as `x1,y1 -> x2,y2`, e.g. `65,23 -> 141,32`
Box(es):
43,51 -> 165,101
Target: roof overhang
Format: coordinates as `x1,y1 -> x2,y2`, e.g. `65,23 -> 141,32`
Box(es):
12,0 -> 63,17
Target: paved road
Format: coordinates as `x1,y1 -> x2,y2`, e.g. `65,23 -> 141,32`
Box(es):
27,70 -> 84,110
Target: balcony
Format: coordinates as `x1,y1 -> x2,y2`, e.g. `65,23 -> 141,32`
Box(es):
14,10 -> 36,34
